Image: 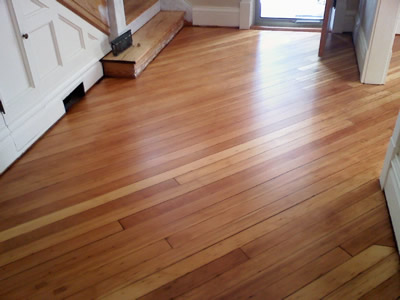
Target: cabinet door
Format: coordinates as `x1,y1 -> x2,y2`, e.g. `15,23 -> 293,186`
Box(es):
0,0 -> 40,123
6,0 -> 66,117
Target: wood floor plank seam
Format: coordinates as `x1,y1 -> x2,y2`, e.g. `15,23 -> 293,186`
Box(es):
339,245 -> 355,257
1,28 -> 399,299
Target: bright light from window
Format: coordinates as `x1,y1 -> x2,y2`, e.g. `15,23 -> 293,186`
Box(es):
260,0 -> 326,19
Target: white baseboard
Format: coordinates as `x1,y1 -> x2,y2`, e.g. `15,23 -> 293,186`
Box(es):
0,60 -> 103,174
161,0 -> 192,22
193,6 -> 240,27
83,62 -> 104,92
0,134 -> 18,174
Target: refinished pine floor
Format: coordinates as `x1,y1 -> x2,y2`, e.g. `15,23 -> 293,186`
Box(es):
1,27 -> 400,299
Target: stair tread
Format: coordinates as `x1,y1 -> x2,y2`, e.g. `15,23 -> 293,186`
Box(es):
103,11 -> 184,64
124,0 -> 159,25
186,0 -> 240,8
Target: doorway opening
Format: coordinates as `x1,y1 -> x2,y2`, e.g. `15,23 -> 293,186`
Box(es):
255,0 -> 326,28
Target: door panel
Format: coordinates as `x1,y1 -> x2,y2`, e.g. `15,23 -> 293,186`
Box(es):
0,1 -> 37,108
30,21 -> 62,79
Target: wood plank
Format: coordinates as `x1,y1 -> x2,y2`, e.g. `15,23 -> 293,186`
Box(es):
124,0 -> 159,25
245,247 -> 351,300
360,273 -> 400,300
56,0 -> 109,34
286,245 -> 396,300
0,29 -> 399,299
175,197 -> 388,300
340,219 -> 395,256
1,239 -> 172,299
325,253 -> 399,300
103,11 -> 185,78
0,222 -> 123,281
138,248 -> 248,300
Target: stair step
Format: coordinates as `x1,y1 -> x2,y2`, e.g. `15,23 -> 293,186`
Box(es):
124,0 -> 159,26
102,11 -> 185,78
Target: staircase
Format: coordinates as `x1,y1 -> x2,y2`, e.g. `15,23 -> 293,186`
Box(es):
102,11 -> 184,78
55,0 -> 253,79
103,0 -> 185,78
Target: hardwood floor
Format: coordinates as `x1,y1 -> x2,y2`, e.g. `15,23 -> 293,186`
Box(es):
1,27 -> 400,299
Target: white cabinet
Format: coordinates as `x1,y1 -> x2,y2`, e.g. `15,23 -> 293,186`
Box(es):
0,0 -> 111,173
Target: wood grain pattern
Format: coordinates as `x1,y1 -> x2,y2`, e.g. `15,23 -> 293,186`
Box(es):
286,245 -> 396,300
103,11 -> 184,78
0,28 -> 400,299
57,0 -> 109,34
124,0 -> 159,25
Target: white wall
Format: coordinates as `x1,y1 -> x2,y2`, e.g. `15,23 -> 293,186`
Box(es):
161,0 -> 192,22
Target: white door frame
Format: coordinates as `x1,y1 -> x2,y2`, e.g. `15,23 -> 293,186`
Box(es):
354,0 -> 400,84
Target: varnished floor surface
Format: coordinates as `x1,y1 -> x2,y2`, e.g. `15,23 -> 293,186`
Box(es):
1,27 -> 400,299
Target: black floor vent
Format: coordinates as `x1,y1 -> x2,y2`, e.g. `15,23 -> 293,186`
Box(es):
63,82 -> 85,112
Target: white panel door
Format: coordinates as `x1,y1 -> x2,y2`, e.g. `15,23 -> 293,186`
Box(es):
1,0 -> 103,127
5,0 -> 66,120
0,0 -> 40,123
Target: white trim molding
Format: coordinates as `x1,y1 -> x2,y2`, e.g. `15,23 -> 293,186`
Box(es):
381,112 -> 400,253
354,0 -> 400,84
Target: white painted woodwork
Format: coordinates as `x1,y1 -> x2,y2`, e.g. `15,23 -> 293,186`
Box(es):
0,0 -> 110,173
127,1 -> 161,35
240,0 -> 255,29
108,0 -> 161,40
186,0 -> 241,28
161,0 -> 253,29
331,0 -> 359,33
161,0 -> 192,22
107,0 -> 126,40
381,112 -> 400,254
397,15 -> 400,34
353,0 -> 400,84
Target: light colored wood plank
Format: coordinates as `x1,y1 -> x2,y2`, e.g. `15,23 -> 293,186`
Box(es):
56,0 -> 109,34
325,253 -> 399,300
286,245 -> 396,300
103,11 -> 185,77
360,273 -> 400,300
0,29 -> 399,300
124,0 -> 159,25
